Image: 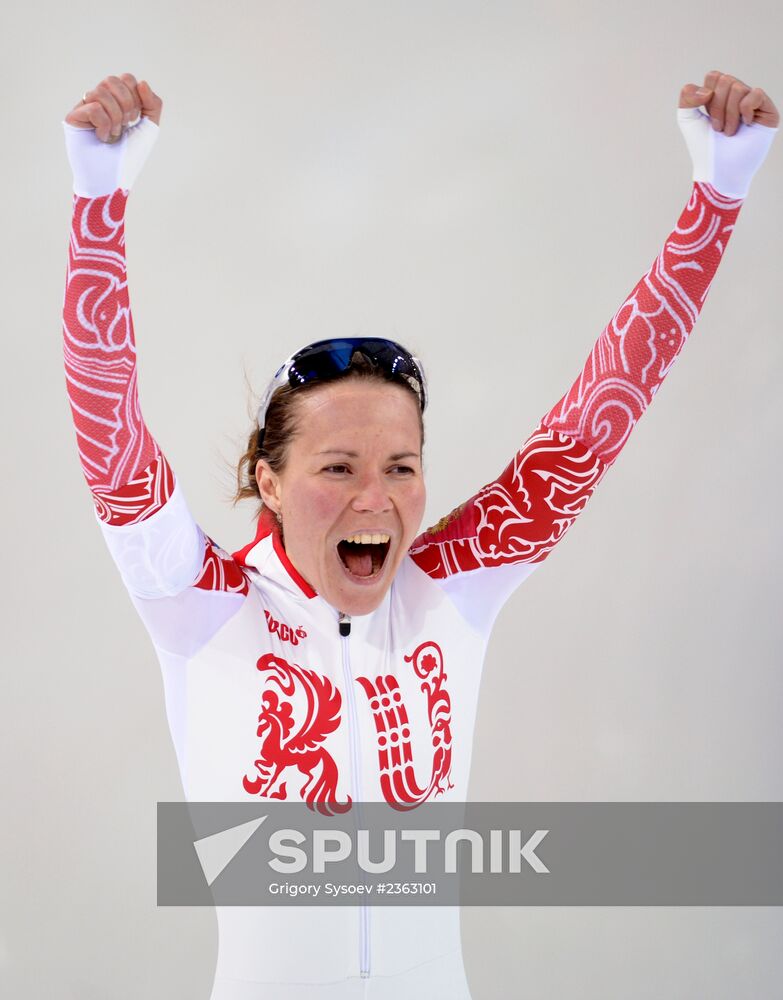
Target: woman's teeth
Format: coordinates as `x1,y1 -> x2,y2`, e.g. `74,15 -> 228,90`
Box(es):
337,535 -> 392,579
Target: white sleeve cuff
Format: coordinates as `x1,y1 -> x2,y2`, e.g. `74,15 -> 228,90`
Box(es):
63,116 -> 160,197
677,106 -> 778,199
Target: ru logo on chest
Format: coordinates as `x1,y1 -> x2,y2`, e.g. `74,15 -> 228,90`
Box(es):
242,640 -> 454,814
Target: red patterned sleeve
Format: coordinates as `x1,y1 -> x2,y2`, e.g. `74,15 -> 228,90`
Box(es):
63,189 -> 248,604
410,182 -> 742,580
63,189 -> 174,524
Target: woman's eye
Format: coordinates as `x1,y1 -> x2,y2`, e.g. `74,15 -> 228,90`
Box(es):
322,464 -> 416,475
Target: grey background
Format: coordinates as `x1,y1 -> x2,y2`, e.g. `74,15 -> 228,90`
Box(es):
1,0 -> 781,997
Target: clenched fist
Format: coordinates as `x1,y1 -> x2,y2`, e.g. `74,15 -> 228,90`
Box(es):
62,72 -> 162,197
676,69 -> 778,199
64,73 -> 162,144
679,70 -> 779,134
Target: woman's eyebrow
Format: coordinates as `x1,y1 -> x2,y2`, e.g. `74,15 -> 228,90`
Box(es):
315,449 -> 420,461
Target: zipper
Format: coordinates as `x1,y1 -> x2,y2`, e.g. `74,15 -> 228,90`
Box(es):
338,611 -> 371,979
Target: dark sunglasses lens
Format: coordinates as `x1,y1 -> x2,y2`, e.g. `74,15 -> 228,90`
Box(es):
288,341 -> 355,385
368,341 -> 425,392
287,338 -> 425,407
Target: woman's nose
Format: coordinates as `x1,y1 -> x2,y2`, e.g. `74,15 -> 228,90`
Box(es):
351,473 -> 392,513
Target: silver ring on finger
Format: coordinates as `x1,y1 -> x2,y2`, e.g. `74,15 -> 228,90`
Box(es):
82,91 -> 89,104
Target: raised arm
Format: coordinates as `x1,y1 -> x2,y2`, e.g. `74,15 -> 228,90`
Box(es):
410,72 -> 778,624
63,83 -> 171,527
62,74 -> 247,643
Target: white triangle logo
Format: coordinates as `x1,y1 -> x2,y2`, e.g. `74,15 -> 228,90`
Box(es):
193,815 -> 267,886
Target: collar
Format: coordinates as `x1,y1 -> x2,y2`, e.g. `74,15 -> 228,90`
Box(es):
231,508 -> 318,600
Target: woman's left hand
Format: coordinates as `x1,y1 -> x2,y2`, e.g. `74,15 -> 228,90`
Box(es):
679,70 -> 779,134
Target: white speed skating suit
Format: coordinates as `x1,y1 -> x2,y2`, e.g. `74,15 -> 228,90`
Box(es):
61,106 -> 776,998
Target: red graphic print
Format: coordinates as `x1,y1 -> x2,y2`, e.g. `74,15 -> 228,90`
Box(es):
264,610 -> 307,646
91,452 -> 175,527
543,183 -> 742,464
410,427 -> 605,576
243,653 -> 351,816
63,191 -> 172,523
195,537 -> 249,595
357,641 -> 453,810
410,182 -> 742,578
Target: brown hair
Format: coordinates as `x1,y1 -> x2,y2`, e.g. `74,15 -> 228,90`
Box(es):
232,352 -> 425,518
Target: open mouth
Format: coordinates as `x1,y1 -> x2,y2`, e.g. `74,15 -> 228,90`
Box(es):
337,533 -> 391,580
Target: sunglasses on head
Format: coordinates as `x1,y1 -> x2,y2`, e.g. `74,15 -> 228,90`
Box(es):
256,338 -> 428,434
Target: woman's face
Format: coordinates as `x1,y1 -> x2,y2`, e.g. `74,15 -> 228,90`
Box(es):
255,378 -> 426,616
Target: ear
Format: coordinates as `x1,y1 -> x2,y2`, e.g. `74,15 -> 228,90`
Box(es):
255,459 -> 283,515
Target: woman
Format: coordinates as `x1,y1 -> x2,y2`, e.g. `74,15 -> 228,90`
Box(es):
62,72 -> 778,999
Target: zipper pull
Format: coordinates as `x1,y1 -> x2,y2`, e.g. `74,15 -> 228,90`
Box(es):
338,611 -> 351,637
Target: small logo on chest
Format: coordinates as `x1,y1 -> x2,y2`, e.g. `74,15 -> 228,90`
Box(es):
264,608 -> 307,646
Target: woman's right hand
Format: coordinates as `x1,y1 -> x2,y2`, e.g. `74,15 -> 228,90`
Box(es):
64,74 -> 162,144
